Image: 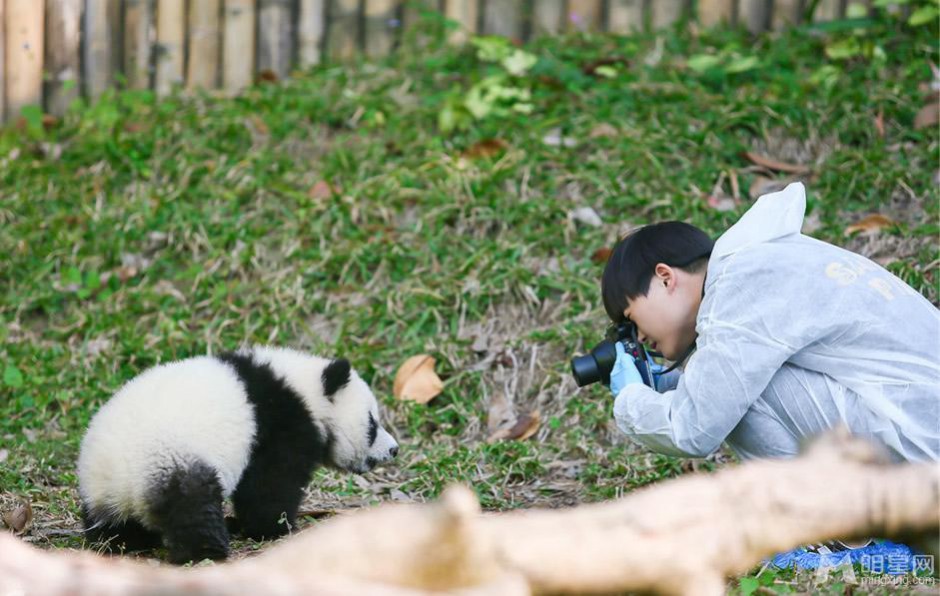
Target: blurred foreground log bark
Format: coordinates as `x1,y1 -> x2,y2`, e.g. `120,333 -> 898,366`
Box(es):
1,430 -> 937,595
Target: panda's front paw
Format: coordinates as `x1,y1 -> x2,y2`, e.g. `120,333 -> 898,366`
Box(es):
165,540 -> 229,565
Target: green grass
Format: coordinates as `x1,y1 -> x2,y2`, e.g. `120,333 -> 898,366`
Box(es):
1,11 -> 937,593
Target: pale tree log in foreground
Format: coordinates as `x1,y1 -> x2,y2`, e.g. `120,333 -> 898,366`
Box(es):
1,429 -> 938,596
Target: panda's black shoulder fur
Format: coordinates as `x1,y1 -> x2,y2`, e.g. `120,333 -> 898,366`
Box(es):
216,350 -> 332,537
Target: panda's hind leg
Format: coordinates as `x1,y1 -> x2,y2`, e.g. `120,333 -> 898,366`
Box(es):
82,504 -> 162,553
147,459 -> 230,565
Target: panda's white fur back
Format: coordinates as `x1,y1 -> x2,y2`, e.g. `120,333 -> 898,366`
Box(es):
78,356 -> 256,523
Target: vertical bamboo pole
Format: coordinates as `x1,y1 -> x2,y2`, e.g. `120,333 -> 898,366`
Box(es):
608,0 -> 645,33
697,0 -> 734,27
567,0 -> 603,31
401,0 -> 430,32
531,0 -> 564,35
739,0 -> 772,32
45,0 -> 81,115
853,0 -> 874,17
187,0 -> 221,89
5,0 -> 43,119
772,0 -> 802,28
444,0 -> 477,43
326,0 -> 359,60
482,0 -> 520,39
298,0 -> 326,67
0,0 -> 5,120
364,0 -> 398,58
651,0 -> 685,29
124,0 -> 153,89
155,0 -> 185,95
258,0 -> 294,78
814,0 -> 843,20
223,0 -> 255,94
84,0 -> 120,99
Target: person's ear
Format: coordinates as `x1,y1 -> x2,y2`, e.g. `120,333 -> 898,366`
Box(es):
653,263 -> 675,291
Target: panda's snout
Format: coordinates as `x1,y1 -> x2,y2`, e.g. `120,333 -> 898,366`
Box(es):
362,429 -> 398,472
371,441 -> 398,464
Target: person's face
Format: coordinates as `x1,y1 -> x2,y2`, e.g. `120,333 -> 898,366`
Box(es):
623,264 -> 700,361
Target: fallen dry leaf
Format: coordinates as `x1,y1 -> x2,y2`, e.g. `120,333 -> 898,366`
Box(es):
116,266 -> 138,282
245,115 -> 270,137
257,69 -> 278,84
913,100 -> 939,131
729,170 -> 740,201
581,57 -> 629,76
542,128 -> 577,148
570,206 -> 603,227
591,247 -> 613,264
705,194 -> 736,212
488,411 -> 541,442
124,121 -> 148,133
486,390 -> 515,437
471,335 -> 489,354
844,214 -> 895,236
388,489 -> 414,502
42,114 -> 59,131
749,176 -> 790,201
874,109 -> 885,139
802,212 -> 823,235
2,501 -> 32,535
742,152 -> 811,175
461,138 -> 508,159
393,355 -> 444,404
39,142 -> 63,161
308,180 -> 335,201
589,123 -> 619,139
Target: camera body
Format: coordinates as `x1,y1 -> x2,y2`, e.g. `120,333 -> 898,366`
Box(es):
570,322 -> 654,388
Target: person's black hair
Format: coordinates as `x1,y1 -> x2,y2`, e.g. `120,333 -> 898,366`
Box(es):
601,221 -> 714,323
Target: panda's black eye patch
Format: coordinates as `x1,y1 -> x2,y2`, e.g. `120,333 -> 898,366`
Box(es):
367,412 -> 378,446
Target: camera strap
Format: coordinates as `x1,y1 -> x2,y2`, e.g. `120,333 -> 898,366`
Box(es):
657,344 -> 695,376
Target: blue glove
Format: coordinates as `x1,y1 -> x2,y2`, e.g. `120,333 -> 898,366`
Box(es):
610,342 -> 644,397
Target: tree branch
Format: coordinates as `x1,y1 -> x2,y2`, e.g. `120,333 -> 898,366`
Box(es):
1,430 -> 937,595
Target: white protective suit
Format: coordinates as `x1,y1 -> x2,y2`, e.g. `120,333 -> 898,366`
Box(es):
613,182 -> 940,462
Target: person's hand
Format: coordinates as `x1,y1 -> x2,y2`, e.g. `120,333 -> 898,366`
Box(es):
610,342 -> 644,397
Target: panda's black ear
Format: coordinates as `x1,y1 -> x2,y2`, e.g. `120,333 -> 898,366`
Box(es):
322,358 -> 351,400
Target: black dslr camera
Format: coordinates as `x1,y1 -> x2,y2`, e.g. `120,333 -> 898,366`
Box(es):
570,322 -> 654,388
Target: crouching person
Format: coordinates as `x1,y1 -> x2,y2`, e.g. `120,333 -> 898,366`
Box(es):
600,182 -> 939,464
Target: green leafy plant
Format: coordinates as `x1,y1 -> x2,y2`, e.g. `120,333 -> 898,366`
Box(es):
686,51 -> 761,75
438,36 -> 537,133
815,0 -> 938,64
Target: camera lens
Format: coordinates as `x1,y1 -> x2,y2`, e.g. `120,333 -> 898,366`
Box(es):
570,339 -> 619,387
571,354 -> 600,387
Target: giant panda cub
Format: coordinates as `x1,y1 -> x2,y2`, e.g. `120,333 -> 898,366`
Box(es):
78,345 -> 398,564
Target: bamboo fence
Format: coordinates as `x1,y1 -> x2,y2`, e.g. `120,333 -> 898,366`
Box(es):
0,0 -> 873,122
